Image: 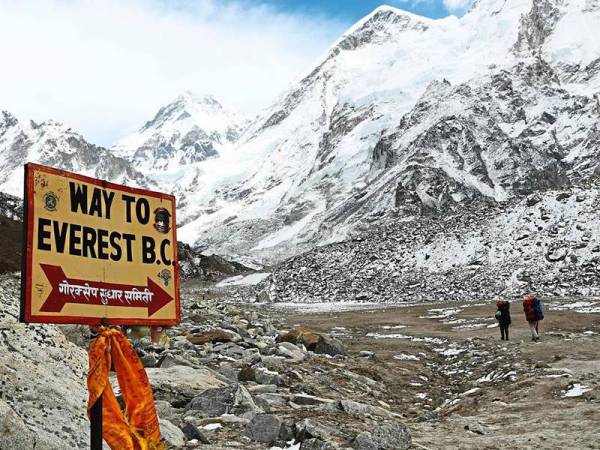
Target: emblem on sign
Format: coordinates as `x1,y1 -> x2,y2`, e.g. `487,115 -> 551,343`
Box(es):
43,192 -> 58,211
158,268 -> 172,288
153,207 -> 171,234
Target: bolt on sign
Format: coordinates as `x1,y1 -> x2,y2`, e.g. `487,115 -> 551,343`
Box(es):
20,163 -> 180,325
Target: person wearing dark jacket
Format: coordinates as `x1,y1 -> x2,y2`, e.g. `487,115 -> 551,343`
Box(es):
495,300 -> 511,340
523,295 -> 544,341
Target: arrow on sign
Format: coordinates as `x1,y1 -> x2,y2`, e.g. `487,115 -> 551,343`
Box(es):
39,264 -> 173,316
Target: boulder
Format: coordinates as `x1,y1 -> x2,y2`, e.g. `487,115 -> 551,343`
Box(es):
0,399 -> 37,449
314,335 -> 346,356
255,367 -> 285,386
279,327 -> 346,356
279,327 -> 321,348
180,422 -> 211,444
0,275 -> 90,449
159,418 -> 186,448
147,366 -> 227,407
353,432 -> 378,450
300,438 -> 337,450
369,422 -> 411,450
187,329 -> 233,345
186,383 -> 261,417
277,342 -> 307,361
244,414 -> 284,444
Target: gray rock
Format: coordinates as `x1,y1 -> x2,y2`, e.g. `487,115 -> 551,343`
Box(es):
255,393 -> 288,408
155,400 -> 177,421
180,422 -> 211,444
159,418 -> 186,448
295,418 -> 336,442
370,422 -> 411,450
260,355 -> 288,372
147,365 -> 227,407
255,367 -> 285,386
353,432 -> 377,450
337,399 -> 392,417
244,414 -> 284,444
0,399 -> 37,449
0,276 -> 90,449
248,384 -> 279,394
300,438 -> 337,450
314,335 -> 346,356
277,342 -> 307,361
292,394 -> 335,407
186,383 -> 261,417
158,354 -> 179,368
140,354 -> 158,367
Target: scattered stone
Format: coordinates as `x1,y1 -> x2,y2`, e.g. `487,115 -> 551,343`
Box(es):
244,414 -> 284,444
180,422 -> 211,444
187,330 -> 233,345
159,418 -> 186,448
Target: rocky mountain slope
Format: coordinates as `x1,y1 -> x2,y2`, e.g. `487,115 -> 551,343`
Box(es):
0,0 -> 598,295
113,92 -> 245,175
174,0 -> 600,262
261,180 -> 600,304
0,111 -> 153,197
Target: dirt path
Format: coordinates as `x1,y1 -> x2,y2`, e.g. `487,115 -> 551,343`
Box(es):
266,300 -> 600,449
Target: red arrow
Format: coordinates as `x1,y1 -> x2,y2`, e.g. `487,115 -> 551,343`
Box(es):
39,264 -> 173,316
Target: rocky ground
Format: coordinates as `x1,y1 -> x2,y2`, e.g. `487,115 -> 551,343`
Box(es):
261,181 -> 600,304
1,271 -> 599,449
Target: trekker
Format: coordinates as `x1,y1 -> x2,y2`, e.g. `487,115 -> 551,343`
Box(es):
495,300 -> 511,340
523,295 -> 544,341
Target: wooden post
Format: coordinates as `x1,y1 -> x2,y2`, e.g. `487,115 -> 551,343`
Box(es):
90,393 -> 103,449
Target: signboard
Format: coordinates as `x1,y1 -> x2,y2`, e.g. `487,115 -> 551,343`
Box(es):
20,163 -> 180,325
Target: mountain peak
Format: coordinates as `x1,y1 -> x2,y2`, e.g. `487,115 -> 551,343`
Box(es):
177,91 -> 222,109
332,4 -> 431,52
0,111 -> 19,129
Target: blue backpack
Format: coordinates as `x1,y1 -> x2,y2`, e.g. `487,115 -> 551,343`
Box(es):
533,297 -> 544,320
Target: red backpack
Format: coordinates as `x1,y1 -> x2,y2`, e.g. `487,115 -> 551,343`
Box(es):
523,296 -> 537,321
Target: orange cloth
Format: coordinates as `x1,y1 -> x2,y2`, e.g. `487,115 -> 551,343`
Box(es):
87,327 -> 164,450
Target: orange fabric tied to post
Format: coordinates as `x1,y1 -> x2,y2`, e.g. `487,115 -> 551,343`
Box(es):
87,326 -> 164,450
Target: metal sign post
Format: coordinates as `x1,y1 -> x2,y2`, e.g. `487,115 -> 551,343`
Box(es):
90,394 -> 103,450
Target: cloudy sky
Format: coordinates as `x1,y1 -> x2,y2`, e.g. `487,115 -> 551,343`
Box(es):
0,0 -> 473,146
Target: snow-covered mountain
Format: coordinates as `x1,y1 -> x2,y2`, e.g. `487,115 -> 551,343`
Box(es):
173,0 -> 600,261
112,92 -> 245,175
0,111 -> 151,197
1,0 -> 599,269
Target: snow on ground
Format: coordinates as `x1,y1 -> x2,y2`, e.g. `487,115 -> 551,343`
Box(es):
394,353 -> 420,361
216,272 -> 272,287
549,300 -> 600,314
269,302 -> 394,313
562,383 -> 592,398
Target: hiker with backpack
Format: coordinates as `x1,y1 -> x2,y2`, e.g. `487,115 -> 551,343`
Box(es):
495,300 -> 511,340
523,295 -> 544,341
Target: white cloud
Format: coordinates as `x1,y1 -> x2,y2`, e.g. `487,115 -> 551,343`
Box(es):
0,0 -> 345,146
443,0 -> 474,13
